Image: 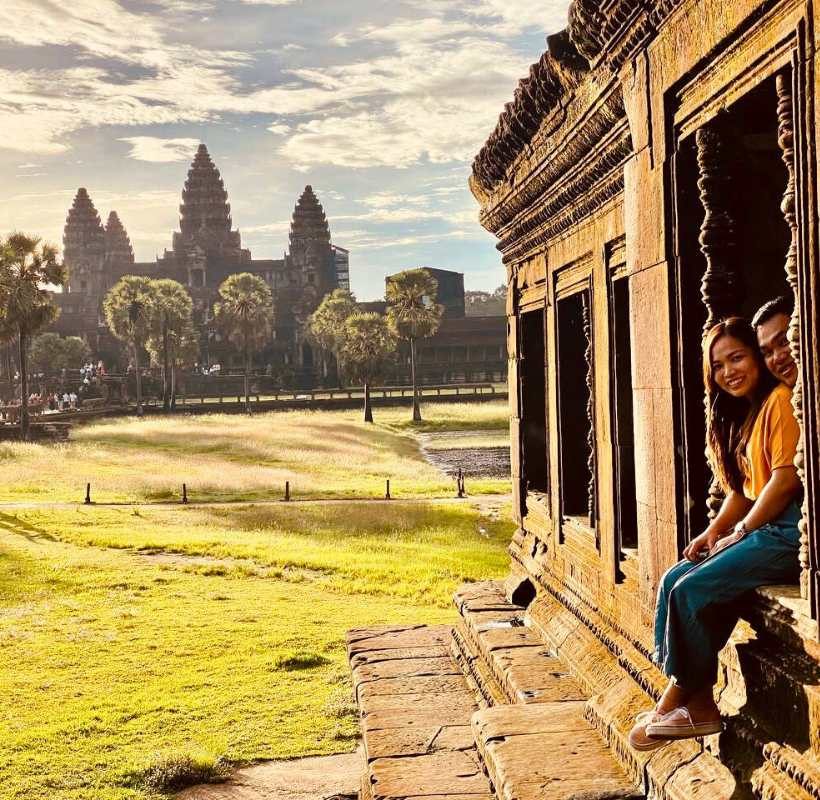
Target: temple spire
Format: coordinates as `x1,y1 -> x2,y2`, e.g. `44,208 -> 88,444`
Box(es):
174,143 -> 240,255
289,185 -> 332,255
63,188 -> 105,259
105,211 -> 134,267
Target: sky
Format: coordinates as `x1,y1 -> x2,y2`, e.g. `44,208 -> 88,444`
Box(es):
0,0 -> 572,301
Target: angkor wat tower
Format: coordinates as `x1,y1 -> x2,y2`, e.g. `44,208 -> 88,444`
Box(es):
104,212 -> 134,276
54,189 -> 128,354
63,188 -> 106,299
276,185 -> 338,383
163,143 -> 252,286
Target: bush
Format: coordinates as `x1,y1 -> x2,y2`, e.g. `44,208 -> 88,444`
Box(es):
273,651 -> 330,671
138,751 -> 229,793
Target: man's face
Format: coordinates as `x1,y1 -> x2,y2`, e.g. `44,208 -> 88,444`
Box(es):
757,312 -> 797,387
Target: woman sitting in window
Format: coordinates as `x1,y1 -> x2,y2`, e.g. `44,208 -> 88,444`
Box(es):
629,317 -> 802,749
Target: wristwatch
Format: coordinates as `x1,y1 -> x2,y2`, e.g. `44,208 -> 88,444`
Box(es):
733,520 -> 749,538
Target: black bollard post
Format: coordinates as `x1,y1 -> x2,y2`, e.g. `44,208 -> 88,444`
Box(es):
457,469 -> 465,498
385,479 -> 391,501
84,482 -> 91,505
182,483 -> 188,504
284,481 -> 290,502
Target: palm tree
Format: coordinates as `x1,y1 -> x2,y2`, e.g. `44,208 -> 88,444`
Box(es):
0,233 -> 65,440
213,273 -> 273,414
104,276 -> 155,417
306,289 -> 358,386
386,269 -> 443,422
338,312 -> 397,422
146,279 -> 194,411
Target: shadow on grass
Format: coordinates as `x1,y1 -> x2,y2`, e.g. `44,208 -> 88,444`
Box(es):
0,512 -> 57,543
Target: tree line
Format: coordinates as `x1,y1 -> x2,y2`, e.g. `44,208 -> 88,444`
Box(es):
0,231 -> 444,437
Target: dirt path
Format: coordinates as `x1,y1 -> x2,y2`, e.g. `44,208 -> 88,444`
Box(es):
416,431 -> 511,478
176,752 -> 359,800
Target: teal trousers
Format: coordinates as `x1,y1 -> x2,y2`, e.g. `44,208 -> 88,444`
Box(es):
653,503 -> 801,690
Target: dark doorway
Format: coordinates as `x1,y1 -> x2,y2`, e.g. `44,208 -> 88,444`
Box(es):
609,274 -> 638,564
556,289 -> 595,525
519,309 -> 548,494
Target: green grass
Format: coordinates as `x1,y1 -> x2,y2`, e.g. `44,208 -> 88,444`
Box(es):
0,403 -> 512,798
0,501 -> 513,800
1,401 -> 510,503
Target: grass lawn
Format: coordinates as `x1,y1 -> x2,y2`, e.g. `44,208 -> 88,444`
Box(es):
0,501 -> 513,800
1,401 -> 510,504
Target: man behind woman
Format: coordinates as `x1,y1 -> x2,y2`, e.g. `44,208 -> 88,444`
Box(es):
630,295 -> 802,749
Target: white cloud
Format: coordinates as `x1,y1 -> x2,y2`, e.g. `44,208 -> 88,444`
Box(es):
0,2 -> 556,168
117,136 -> 199,164
118,137 -> 201,163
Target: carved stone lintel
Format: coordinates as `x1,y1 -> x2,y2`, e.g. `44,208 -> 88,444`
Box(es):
581,291 -> 597,532
776,73 -> 811,602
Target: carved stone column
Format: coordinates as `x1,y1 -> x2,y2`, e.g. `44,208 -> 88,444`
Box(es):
696,120 -> 743,330
696,119 -> 743,520
775,73 -> 811,600
581,291 -> 597,533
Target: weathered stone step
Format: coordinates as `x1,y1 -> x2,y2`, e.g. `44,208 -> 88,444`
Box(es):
473,702 -> 643,800
454,581 -> 585,706
348,624 -> 494,800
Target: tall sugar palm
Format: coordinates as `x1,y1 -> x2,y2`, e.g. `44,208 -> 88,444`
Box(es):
213,273 -> 273,414
338,311 -> 397,423
0,233 -> 65,440
104,276 -> 155,417
146,279 -> 194,411
306,289 -> 358,386
386,268 -> 443,422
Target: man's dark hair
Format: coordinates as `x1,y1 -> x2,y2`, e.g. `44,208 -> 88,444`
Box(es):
752,295 -> 794,328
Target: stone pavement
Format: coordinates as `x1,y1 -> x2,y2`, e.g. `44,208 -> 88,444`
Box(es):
176,753 -> 359,800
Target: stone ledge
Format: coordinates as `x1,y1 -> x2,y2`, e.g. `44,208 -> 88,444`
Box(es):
472,702 -> 642,800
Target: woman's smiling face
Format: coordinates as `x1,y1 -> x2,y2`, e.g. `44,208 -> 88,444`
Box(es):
711,334 -> 761,398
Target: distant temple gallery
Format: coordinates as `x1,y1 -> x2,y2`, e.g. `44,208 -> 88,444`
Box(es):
50,144 -> 506,388
52,144 -> 344,385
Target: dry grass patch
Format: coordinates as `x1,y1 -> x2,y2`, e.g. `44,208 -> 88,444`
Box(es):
0,402 -> 509,503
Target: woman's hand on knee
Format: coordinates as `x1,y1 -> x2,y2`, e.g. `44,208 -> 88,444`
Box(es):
683,529 -> 721,562
710,530 -> 743,555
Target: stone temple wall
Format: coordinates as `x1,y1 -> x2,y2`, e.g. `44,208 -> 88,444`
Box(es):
348,1 -> 820,798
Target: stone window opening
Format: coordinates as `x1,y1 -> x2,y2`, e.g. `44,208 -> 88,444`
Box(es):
672,67 -> 815,615
519,308 -> 548,497
190,268 -> 205,288
607,255 -> 638,574
555,286 -> 597,539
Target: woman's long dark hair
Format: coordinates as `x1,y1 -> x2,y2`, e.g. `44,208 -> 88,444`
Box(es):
703,317 -> 777,493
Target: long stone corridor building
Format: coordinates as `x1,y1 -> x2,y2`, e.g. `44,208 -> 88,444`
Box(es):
347,1 -> 820,799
